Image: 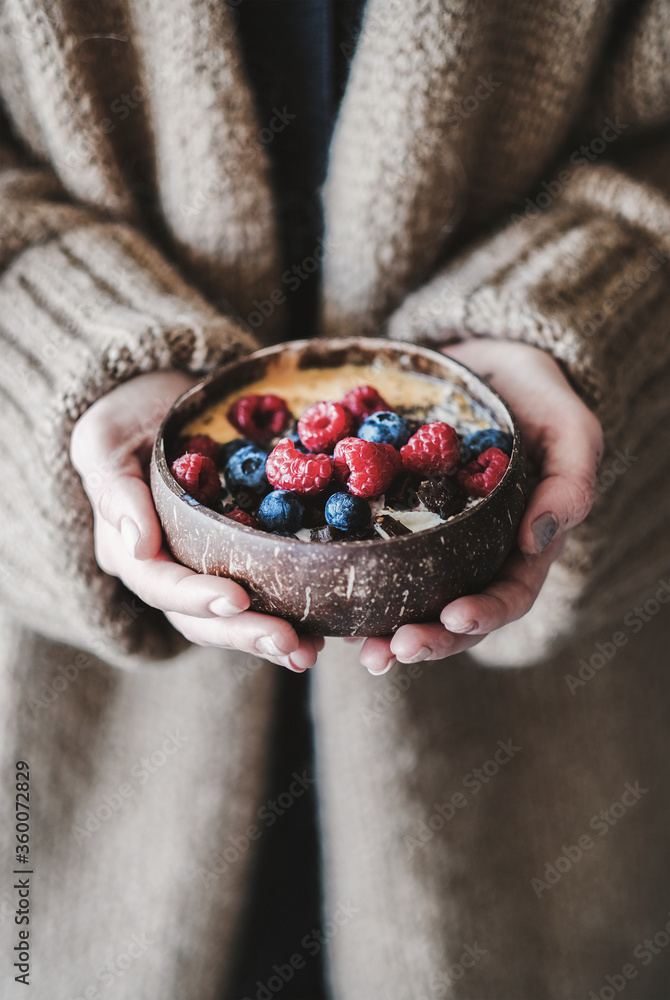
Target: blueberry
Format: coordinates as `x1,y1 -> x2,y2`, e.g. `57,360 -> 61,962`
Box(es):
258,490 -> 305,533
225,446 -> 269,494
461,429 -> 513,464
325,492 -> 371,531
221,437 -> 257,466
357,411 -> 412,449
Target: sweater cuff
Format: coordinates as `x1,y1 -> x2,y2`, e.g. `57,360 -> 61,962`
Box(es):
387,163 -> 670,433
387,164 -> 670,666
0,221 -> 256,668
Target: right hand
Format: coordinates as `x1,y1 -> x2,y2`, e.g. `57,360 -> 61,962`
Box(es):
70,371 -> 323,672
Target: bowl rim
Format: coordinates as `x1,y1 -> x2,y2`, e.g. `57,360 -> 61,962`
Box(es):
154,337 -> 523,548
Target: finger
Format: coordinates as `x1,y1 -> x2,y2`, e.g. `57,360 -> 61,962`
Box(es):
440,544 -> 559,635
358,637 -> 396,674
518,410 -> 603,556
359,627 -> 483,674
90,459 -> 163,561
165,610 -> 320,672
390,623 -> 484,662
97,520 -> 250,616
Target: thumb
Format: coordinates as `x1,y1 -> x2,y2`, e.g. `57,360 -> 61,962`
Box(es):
518,411 -> 603,556
71,426 -> 163,562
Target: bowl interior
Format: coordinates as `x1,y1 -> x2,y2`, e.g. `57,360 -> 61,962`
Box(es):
155,337 -> 520,542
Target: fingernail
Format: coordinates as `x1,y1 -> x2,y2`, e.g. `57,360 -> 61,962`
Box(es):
288,655 -> 309,672
256,636 -> 288,658
120,517 -> 140,557
396,645 -> 431,663
208,596 -> 246,617
532,513 -> 559,554
441,615 -> 478,634
368,656 -> 396,676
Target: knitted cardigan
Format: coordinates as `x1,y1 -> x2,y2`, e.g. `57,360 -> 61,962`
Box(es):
0,3 -> 669,998
0,0 -> 668,668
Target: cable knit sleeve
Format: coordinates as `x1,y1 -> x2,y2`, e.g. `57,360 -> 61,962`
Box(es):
0,148 -> 257,667
387,142 -> 670,666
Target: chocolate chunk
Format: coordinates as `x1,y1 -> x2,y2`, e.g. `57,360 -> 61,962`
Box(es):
374,514 -> 412,537
310,524 -> 341,543
417,477 -> 467,518
310,523 -> 376,543
385,472 -> 420,511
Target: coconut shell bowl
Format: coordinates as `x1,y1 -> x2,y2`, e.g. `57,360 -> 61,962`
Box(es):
150,338 -> 526,637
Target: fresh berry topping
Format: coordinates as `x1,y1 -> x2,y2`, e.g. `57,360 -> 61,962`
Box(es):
223,508 -> 259,529
457,447 -> 510,497
224,446 -> 270,494
266,438 -> 333,496
228,394 -> 292,440
258,490 -> 305,533
221,437 -> 257,466
171,453 -> 220,503
417,477 -> 468,518
298,401 -> 353,453
332,437 -> 402,498
325,492 -> 371,531
461,428 -> 513,464
357,411 -> 412,449
400,422 -> 460,477
285,431 -> 308,453
340,385 -> 390,423
385,472 -> 420,511
176,434 -> 220,462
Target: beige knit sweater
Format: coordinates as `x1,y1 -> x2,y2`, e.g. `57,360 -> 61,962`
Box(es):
1,0 -> 668,669
0,2 -> 669,997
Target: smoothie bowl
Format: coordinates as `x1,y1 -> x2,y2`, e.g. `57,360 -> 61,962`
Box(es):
150,338 -> 526,636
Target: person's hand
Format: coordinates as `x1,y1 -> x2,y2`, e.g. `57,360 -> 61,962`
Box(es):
356,340 -> 603,674
70,371 -> 323,672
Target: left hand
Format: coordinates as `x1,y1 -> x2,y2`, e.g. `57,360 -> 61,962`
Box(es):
355,339 -> 604,674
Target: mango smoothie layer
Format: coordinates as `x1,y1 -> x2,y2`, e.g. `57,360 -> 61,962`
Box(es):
184,359 -> 497,442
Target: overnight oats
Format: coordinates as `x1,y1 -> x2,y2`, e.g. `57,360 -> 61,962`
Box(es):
169,358 -> 513,543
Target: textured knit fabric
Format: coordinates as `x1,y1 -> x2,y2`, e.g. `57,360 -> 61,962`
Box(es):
0,1 -> 668,998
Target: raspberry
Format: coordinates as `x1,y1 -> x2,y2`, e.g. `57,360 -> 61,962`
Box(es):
332,437 -> 402,498
400,422 -> 460,477
223,508 -> 259,529
457,447 -> 510,497
298,401 -> 352,453
341,385 -> 390,423
171,453 -> 220,504
227,394 -> 292,440
176,434 -> 220,463
461,428 -> 513,464
266,438 -> 333,496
